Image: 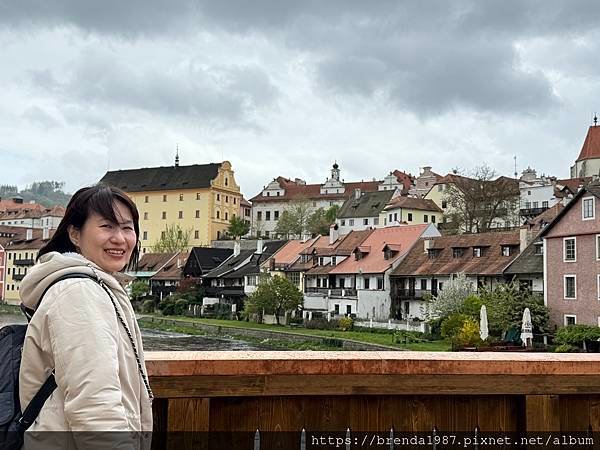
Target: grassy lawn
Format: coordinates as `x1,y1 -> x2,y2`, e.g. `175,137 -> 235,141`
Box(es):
141,315 -> 451,351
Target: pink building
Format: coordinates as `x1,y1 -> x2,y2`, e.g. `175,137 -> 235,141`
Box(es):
541,185 -> 600,328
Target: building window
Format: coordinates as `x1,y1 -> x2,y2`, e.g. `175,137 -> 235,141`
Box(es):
472,247 -> 481,258
144,195 -> 149,203
341,219 -> 346,226
225,195 -> 229,203
195,230 -> 199,239
161,231 -> 166,239
216,211 -> 220,219
373,217 -> 379,226
501,246 -> 511,257
217,231 -> 221,239
196,193 -> 201,200
225,177 -> 228,186
532,201 -> 539,209
431,215 -> 436,223
441,200 -> 447,209
420,279 -> 427,290
363,218 -> 369,226
216,194 -> 220,201
563,237 -> 576,262
452,248 -> 464,258
428,249 -> 440,259
257,211 -> 262,221
542,201 -> 548,208
583,197 -> 595,220
274,211 -> 279,220
525,201 -> 531,209
162,211 -> 167,220
349,219 -> 354,226
225,212 -> 228,220
597,274 -> 600,300
564,315 -> 577,326
266,211 -> 271,221
331,256 -> 336,266
196,210 -> 200,218
424,214 -> 428,223
143,212 -> 148,220
163,194 -> 167,202
377,277 -> 384,290
233,198 -> 237,205
179,194 -> 184,201
407,213 -> 413,221
265,230 -> 270,238
364,278 -> 370,289
178,211 -> 183,219
142,231 -> 148,240
564,275 -> 576,299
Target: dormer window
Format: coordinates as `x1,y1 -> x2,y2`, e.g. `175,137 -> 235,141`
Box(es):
428,249 -> 440,259
331,257 -> 336,266
355,252 -> 363,261
452,248 -> 464,258
501,246 -> 511,256
473,247 -> 481,257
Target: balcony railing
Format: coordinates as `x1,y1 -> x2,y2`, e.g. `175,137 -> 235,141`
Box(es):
305,287 -> 358,297
396,289 -> 434,299
146,352 -> 600,448
13,258 -> 34,266
520,207 -> 548,217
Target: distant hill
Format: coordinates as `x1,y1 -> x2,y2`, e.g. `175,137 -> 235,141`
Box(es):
0,181 -> 71,207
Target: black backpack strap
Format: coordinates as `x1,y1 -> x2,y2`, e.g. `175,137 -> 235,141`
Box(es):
18,272 -> 99,431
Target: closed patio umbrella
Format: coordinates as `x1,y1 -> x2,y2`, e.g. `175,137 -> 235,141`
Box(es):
479,305 -> 489,341
520,307 -> 533,347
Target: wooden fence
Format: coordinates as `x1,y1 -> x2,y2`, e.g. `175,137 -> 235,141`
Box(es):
146,351 -> 600,449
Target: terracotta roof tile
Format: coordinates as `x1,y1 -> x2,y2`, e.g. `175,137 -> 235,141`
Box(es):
384,196 -> 442,212
152,252 -> 189,280
576,126 -> 600,161
331,224 -> 431,274
391,230 -> 520,277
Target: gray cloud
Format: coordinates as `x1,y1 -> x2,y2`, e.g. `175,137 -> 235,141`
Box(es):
27,52 -> 279,127
22,106 -> 61,129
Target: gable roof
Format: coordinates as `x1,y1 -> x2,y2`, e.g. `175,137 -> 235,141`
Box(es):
504,240 -> 543,275
337,190 -> 395,219
434,173 -> 519,196
539,184 -> 600,238
152,252 -> 190,280
383,196 -> 442,212
391,230 -> 521,277
4,229 -> 55,251
249,177 -> 380,203
330,224 -> 431,274
100,163 -> 221,192
137,252 -> 178,272
222,240 -> 288,278
262,237 -> 319,269
576,125 -> 600,161
186,247 -> 233,274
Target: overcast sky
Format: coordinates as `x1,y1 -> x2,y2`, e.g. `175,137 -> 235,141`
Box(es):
1,1 -> 599,198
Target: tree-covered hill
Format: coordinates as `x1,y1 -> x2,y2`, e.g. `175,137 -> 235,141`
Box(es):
0,181 -> 71,207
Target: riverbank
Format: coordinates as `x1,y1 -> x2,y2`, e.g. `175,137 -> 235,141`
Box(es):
138,315 -> 451,351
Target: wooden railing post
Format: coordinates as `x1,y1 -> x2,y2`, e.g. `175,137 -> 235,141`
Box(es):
525,395 -> 560,431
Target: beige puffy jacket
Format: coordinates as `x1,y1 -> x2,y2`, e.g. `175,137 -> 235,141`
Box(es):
19,252 -> 152,449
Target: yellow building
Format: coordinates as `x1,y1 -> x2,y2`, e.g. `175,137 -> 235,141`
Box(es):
380,196 -> 443,227
3,229 -> 49,305
101,161 -> 242,252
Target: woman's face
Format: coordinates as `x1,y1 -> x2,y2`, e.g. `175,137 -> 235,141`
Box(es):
68,201 -> 137,272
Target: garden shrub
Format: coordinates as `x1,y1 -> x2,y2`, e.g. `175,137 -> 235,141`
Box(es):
440,313 -> 469,340
338,316 -> 354,331
554,343 -> 580,353
554,325 -> 600,348
392,330 -> 426,344
454,317 -> 481,347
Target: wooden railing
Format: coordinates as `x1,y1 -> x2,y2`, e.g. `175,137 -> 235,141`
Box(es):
147,352 -> 600,449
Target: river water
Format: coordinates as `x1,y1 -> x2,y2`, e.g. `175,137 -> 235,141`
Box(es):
0,313 -> 271,351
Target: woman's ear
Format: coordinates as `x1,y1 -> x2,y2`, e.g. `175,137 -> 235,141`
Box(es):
67,225 -> 80,248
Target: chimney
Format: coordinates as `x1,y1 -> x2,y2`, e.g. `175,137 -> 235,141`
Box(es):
329,223 -> 339,245
177,258 -> 181,269
354,188 -> 361,199
423,239 -> 433,253
234,240 -> 241,257
26,228 -> 33,240
42,227 -> 49,240
256,239 -> 263,254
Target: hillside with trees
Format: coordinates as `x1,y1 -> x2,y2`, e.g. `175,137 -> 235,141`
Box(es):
0,181 -> 71,207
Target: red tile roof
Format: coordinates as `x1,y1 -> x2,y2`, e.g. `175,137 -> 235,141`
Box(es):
391,230 -> 520,277
576,126 -> 600,161
250,177 -> 380,203
331,224 -> 431,275
392,170 -> 415,194
263,237 -> 319,268
152,252 -> 189,280
434,174 -> 519,196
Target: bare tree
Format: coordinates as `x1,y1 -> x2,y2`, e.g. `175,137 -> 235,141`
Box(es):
151,223 -> 192,252
443,165 -> 519,234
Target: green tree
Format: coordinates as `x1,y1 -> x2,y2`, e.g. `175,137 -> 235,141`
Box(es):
307,205 -> 340,236
274,199 -> 312,237
130,280 -> 150,301
151,223 -> 192,252
227,216 -> 250,238
478,282 -> 549,336
244,275 -> 303,324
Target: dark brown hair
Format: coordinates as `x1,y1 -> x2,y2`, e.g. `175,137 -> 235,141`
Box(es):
38,184 -> 140,271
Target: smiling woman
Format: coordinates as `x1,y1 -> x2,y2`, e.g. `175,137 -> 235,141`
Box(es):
17,184 -> 153,449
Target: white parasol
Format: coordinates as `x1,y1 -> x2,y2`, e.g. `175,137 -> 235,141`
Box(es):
520,307 -> 533,347
479,305 -> 489,341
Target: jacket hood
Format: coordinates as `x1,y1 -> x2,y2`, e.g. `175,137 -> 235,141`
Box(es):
20,252 -> 125,310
